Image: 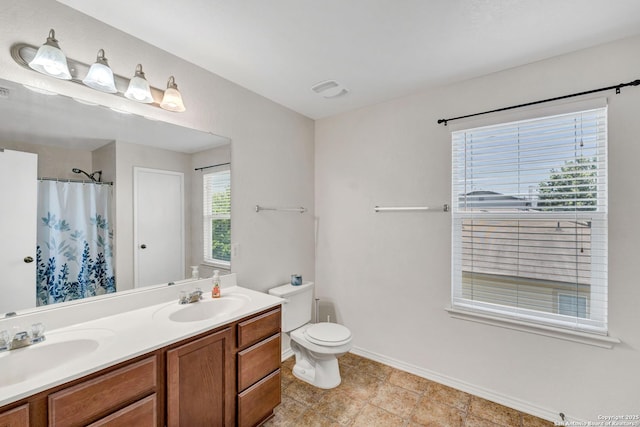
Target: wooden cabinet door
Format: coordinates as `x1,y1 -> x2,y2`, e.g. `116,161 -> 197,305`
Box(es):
237,333 -> 281,392
0,404 -> 29,427
167,328 -> 233,427
86,395 -> 156,427
237,309 -> 281,349
237,370 -> 281,427
48,357 -> 157,427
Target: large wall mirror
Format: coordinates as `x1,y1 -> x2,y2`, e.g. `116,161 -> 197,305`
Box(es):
0,77 -> 231,316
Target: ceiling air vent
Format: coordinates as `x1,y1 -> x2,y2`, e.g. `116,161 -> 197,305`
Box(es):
311,80 -> 348,98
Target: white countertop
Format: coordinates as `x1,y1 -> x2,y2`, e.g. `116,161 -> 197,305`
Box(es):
0,284 -> 283,407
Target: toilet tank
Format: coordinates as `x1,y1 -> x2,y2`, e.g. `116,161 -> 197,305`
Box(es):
268,282 -> 314,332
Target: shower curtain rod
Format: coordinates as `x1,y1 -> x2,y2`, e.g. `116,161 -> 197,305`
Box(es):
437,78 -> 640,126
39,177 -> 113,185
194,162 -> 230,171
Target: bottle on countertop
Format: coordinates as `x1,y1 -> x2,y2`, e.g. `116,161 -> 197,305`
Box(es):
211,270 -> 221,298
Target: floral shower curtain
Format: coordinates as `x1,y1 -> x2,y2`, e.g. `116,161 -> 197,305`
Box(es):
36,181 -> 115,306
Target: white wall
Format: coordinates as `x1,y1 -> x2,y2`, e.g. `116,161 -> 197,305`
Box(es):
315,35 -> 640,421
0,0 -> 315,291
0,141 -> 92,180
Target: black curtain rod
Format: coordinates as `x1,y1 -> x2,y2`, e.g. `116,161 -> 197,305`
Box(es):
194,162 -> 230,171
437,78 -> 640,126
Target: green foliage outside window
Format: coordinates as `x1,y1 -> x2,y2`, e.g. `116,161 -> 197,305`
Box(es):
210,186 -> 231,262
537,157 -> 597,211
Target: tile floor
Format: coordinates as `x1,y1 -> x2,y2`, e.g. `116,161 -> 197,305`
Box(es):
264,353 -> 554,427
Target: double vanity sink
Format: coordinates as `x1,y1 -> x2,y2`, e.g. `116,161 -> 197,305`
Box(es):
2,328 -> 116,388
0,279 -> 284,426
154,292 -> 252,323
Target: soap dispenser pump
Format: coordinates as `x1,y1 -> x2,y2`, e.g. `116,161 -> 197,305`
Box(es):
212,270 -> 221,298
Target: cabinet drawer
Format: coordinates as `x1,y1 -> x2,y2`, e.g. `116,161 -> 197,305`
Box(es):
237,308 -> 281,349
237,369 -> 281,427
87,394 -> 157,427
0,403 -> 29,427
238,333 -> 281,392
49,356 -> 157,427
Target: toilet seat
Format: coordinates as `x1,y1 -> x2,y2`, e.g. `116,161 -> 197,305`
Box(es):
304,323 -> 352,347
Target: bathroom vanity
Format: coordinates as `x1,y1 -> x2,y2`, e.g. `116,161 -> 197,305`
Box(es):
0,280 -> 283,427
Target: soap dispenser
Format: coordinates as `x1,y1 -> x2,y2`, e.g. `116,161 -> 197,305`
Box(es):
211,270 -> 221,298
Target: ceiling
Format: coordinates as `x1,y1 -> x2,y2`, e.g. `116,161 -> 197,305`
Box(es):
57,0 -> 640,119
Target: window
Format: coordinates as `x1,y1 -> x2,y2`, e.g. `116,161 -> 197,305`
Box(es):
203,167 -> 231,267
451,107 -> 608,334
558,294 -> 587,319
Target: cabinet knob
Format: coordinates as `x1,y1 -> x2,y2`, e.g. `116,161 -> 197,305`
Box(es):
24,256 -> 34,263
140,244 -> 147,249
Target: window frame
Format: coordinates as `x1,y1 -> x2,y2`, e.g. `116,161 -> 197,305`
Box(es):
450,106 -> 608,336
203,166 -> 231,268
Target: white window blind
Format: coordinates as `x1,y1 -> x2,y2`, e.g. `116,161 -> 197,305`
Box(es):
451,107 -> 608,334
203,167 -> 231,266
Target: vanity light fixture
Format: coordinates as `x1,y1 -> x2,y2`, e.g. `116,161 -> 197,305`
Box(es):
82,49 -> 117,93
160,76 -> 186,112
124,64 -> 154,103
28,29 -> 72,80
11,29 -> 187,113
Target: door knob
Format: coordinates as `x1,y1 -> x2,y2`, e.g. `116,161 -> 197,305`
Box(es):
24,256 -> 34,263
140,244 -> 147,249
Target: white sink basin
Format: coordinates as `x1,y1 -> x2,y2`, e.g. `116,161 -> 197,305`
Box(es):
0,328 -> 115,387
155,294 -> 251,323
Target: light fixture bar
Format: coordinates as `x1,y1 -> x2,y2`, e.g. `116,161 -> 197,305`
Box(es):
11,43 -> 170,110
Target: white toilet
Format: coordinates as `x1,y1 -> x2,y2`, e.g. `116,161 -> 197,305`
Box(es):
269,282 -> 352,389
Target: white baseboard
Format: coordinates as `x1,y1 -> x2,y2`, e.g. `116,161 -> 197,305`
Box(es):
281,347 -> 294,362
350,346 -> 571,424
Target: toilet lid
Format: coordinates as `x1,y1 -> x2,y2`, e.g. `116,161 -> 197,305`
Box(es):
304,323 -> 352,347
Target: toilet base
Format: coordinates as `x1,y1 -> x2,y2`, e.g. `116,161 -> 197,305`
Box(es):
291,352 -> 342,389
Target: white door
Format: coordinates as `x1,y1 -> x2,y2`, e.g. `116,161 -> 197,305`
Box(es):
133,167 -> 184,287
0,150 -> 37,313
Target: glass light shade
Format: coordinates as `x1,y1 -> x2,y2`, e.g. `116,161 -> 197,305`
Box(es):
82,50 -> 117,93
124,64 -> 153,103
28,29 -> 72,80
160,76 -> 186,112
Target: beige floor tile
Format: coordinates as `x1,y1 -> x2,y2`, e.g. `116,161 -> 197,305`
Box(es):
464,415 -> 504,427
354,356 -> 395,380
351,404 -> 407,427
468,397 -> 521,427
388,370 -> 432,394
370,382 -> 421,418
522,413 -> 555,427
275,358 -> 551,427
312,389 -> 366,425
338,352 -> 361,368
426,382 -> 472,412
339,368 -> 384,400
412,398 -> 464,427
281,365 -> 296,389
296,409 -> 343,427
264,395 -> 309,427
284,378 -> 327,406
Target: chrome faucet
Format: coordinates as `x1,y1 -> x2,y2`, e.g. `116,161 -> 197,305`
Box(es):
10,331 -> 31,350
179,289 -> 203,304
0,322 -> 46,352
